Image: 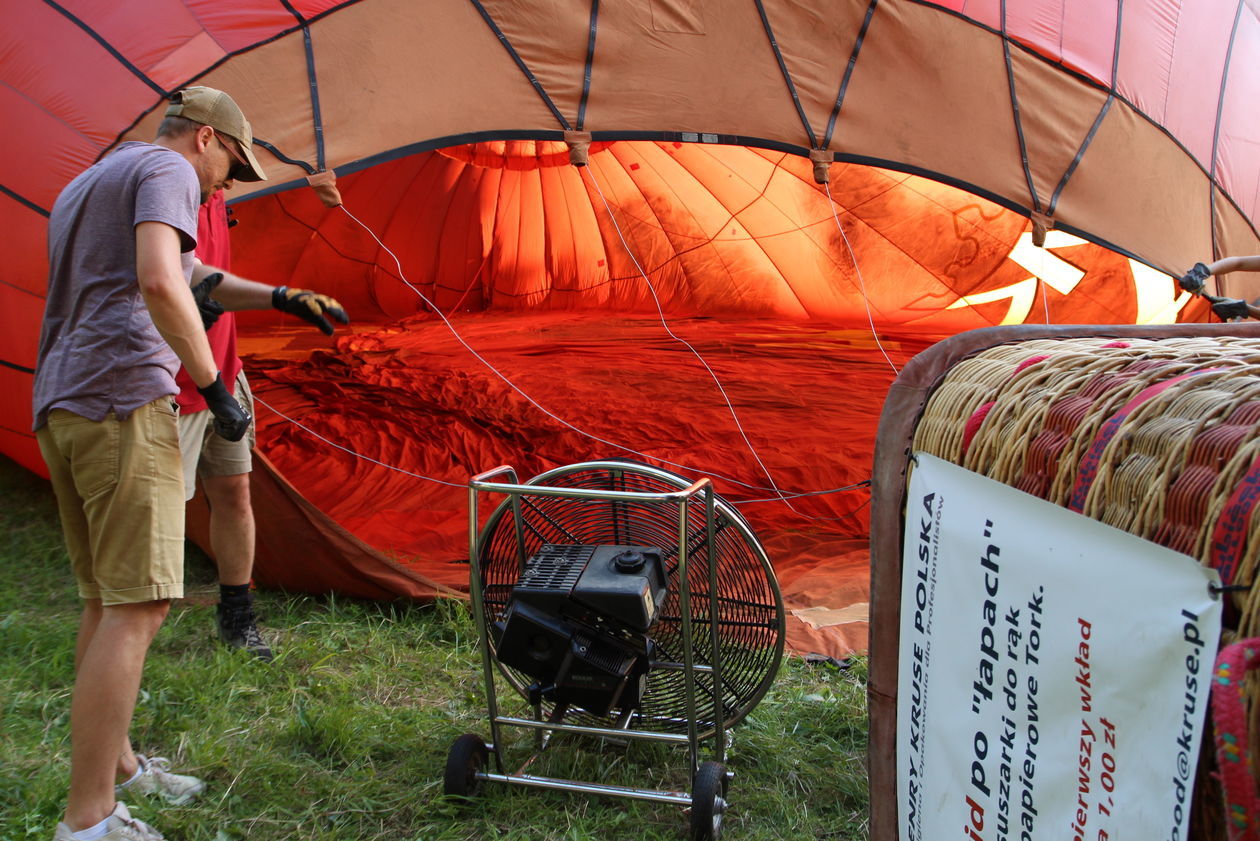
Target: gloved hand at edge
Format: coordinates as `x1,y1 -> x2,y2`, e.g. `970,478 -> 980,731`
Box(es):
196,373 -> 252,441
191,272 -> 225,330
1178,262 -> 1211,293
271,285 -> 349,335
1210,297 -> 1254,321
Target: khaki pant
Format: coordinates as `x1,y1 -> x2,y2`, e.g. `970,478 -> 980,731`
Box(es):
177,369 -> 255,501
37,398 -> 185,605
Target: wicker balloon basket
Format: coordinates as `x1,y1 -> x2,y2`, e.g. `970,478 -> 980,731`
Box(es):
867,325 -> 1260,841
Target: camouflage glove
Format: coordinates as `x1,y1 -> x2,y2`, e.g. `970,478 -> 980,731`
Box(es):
1178,262 -> 1211,293
271,285 -> 349,335
191,272 -> 225,330
1210,297 -> 1252,321
196,373 -> 251,442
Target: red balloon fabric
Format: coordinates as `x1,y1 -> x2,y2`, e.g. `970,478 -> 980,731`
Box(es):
6,1 -> 1260,656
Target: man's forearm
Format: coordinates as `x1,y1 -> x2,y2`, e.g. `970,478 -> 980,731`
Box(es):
143,276 -> 218,387
137,221 -> 218,387
194,262 -> 274,310
1207,255 -> 1260,276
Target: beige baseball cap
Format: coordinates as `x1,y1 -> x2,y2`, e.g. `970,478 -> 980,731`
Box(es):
165,86 -> 267,182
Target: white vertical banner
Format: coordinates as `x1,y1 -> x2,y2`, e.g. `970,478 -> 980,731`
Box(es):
897,453 -> 1221,841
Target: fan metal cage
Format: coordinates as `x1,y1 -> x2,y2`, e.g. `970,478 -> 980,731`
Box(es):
475,460 -> 785,737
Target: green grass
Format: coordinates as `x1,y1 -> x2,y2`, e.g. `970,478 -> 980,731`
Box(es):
0,456 -> 869,840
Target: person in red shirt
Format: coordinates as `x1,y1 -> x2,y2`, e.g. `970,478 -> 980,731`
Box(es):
177,189 -> 348,660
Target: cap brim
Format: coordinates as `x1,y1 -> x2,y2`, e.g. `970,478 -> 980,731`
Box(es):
236,142 -> 267,182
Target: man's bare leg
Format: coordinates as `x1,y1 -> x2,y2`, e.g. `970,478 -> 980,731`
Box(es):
203,472 -> 253,586
202,471 -> 270,659
63,599 -> 169,831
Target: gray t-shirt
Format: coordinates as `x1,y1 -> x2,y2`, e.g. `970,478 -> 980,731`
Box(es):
33,142 -> 200,429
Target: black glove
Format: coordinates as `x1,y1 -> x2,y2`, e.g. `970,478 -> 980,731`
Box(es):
191,272 -> 225,330
1210,297 -> 1252,321
272,285 -> 349,335
196,373 -> 252,442
1178,262 -> 1211,293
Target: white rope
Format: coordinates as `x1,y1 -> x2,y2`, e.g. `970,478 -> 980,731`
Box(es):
333,203 -> 832,503
579,162 -> 803,515
253,394 -> 466,488
250,165 -> 890,518
256,385 -> 874,508
822,179 -> 899,377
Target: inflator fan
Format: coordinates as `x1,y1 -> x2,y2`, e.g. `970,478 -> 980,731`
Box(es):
444,460 -> 785,841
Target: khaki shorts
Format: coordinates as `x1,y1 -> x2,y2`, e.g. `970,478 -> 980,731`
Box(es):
37,398 -> 185,605
177,369 -> 255,501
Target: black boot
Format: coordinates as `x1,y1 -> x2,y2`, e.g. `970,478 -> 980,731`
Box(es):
216,591 -> 274,661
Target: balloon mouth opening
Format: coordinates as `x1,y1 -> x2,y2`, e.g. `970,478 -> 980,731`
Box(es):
438,139 -> 613,170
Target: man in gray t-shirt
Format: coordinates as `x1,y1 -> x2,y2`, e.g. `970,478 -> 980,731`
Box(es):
34,141 -> 200,428
36,87 -> 263,841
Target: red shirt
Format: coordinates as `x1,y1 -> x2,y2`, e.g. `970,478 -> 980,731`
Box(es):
175,190 -> 244,412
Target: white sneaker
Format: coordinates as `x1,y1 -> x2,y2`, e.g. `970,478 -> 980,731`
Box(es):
52,802 -> 164,840
115,755 -> 205,806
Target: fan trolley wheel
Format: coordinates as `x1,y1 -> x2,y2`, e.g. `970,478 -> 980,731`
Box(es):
443,733 -> 489,797
690,761 -> 729,841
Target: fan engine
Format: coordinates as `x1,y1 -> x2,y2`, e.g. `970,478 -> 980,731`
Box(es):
493,543 -> 668,715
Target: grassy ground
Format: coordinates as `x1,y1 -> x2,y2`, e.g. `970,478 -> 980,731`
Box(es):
0,455 -> 870,840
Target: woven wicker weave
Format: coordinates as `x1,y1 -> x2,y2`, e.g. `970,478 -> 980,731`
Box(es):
913,337 -> 1260,571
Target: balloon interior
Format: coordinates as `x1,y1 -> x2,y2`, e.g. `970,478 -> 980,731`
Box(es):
213,139 -> 1213,659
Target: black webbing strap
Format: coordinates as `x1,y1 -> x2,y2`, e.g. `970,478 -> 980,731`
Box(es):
576,0 -> 600,131
823,0 -> 879,151
279,0 -> 328,173
1000,0 -> 1043,216
1047,0 -> 1125,217
468,0 -> 572,130
754,0 -> 818,150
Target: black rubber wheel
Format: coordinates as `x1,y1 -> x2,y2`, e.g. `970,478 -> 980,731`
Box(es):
690,761 -> 729,841
443,733 -> 489,797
